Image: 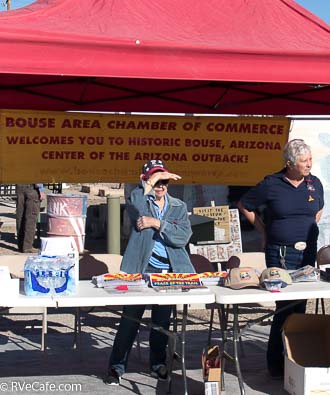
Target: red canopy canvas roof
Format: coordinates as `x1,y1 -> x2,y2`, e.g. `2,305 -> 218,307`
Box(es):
0,0 -> 329,115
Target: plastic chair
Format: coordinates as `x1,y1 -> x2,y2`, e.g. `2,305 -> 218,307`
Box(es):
315,245 -> 330,314
189,253 -> 217,274
226,252 -> 266,273
79,253 -> 123,280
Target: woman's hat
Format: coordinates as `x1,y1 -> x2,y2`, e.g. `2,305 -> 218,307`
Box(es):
260,267 -> 292,288
142,159 -> 168,180
224,267 -> 260,289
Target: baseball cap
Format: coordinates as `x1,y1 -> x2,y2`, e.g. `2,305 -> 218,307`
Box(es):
142,159 -> 168,180
224,267 -> 260,289
260,267 -> 292,288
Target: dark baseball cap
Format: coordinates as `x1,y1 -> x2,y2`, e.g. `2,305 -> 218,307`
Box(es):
142,159 -> 168,180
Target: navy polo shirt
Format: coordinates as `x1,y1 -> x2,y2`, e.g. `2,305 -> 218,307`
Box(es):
241,170 -> 324,245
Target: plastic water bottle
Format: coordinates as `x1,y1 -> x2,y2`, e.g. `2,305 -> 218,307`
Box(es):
36,258 -> 50,290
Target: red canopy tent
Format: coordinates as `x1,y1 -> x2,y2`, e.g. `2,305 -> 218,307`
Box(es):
0,0 -> 329,115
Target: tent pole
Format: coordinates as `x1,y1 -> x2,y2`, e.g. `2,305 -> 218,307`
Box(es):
107,195 -> 121,254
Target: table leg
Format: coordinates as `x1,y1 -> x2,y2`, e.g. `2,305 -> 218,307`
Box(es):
181,304 -> 188,395
219,305 -> 229,391
168,305 -> 188,394
219,300 -> 304,395
207,307 -> 215,346
73,307 -> 82,351
41,307 -> 47,351
107,306 -> 189,394
167,307 -> 176,393
232,304 -> 245,395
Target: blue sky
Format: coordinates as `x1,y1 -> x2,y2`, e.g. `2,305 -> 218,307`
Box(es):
1,0 -> 330,24
294,0 -> 330,23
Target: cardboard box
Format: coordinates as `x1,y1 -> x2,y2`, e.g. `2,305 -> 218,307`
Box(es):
283,313 -> 330,395
40,236 -> 79,286
202,345 -> 221,395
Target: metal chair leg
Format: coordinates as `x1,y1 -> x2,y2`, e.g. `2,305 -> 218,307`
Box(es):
321,298 -> 326,314
315,298 -> 326,314
315,298 -> 319,314
171,305 -> 181,361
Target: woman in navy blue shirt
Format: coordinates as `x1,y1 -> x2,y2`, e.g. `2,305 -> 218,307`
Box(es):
238,139 -> 324,378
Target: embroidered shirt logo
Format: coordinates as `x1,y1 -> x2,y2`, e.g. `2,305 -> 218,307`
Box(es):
308,195 -> 315,202
306,177 -> 315,191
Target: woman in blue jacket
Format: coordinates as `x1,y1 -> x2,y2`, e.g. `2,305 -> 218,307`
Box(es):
104,159 -> 194,386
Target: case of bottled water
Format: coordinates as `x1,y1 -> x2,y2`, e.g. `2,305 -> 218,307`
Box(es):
24,255 -> 76,296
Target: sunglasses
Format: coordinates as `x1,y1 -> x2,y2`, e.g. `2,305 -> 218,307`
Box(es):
154,179 -> 169,188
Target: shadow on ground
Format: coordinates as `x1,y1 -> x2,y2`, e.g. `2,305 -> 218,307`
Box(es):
0,313 -> 287,395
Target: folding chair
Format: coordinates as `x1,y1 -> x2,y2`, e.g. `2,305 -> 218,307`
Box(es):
315,245 -> 330,314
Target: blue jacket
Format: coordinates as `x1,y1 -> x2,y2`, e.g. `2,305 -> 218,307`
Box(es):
120,182 -> 194,274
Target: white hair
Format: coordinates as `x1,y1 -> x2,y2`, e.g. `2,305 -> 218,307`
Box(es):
283,139 -> 311,165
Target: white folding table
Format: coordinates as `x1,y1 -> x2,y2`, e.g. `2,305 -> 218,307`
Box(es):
0,279 -> 56,308
55,280 -> 215,395
211,281 -> 330,395
0,279 -> 214,394
0,279 -> 56,351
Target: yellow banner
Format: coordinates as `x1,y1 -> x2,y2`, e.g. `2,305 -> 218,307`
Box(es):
0,110 -> 290,185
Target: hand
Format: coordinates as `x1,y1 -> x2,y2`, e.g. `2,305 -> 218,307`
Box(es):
136,216 -> 160,231
39,192 -> 46,201
148,171 -> 182,186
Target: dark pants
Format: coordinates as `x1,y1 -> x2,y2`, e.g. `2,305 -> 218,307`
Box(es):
108,303 -> 172,376
16,184 -> 40,252
108,265 -> 173,376
265,243 -> 316,370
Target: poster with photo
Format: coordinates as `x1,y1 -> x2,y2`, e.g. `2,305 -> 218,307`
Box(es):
189,209 -> 242,262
